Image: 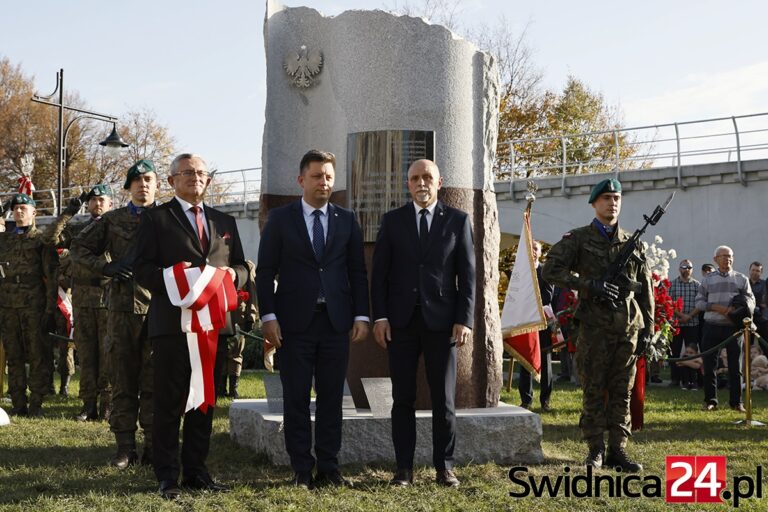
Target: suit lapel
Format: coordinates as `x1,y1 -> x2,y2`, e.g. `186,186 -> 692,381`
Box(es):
424,201 -> 446,257
290,201 -> 315,258
404,203 -> 420,252
323,203 -> 337,262
169,198 -> 203,254
204,205 -> 219,253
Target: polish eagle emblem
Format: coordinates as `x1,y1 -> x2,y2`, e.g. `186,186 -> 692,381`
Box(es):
283,45 -> 323,88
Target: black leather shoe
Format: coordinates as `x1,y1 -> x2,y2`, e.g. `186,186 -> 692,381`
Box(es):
27,405 -> 44,418
541,401 -> 553,412
315,471 -> 353,488
291,471 -> 313,489
158,480 -> 181,500
604,447 -> 643,473
584,445 -> 604,469
436,469 -> 460,488
111,449 -> 138,470
519,402 -> 532,411
181,474 -> 230,492
390,468 -> 413,486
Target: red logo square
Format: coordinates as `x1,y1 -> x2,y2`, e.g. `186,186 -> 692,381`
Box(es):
666,455 -> 726,504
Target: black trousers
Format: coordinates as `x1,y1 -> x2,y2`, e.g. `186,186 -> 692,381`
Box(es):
518,330 -> 552,406
152,334 -> 218,482
279,309 -> 349,474
701,324 -> 742,407
669,325 -> 700,384
388,308 -> 457,470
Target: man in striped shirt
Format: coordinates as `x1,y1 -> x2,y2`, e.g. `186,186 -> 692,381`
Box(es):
694,246 -> 755,412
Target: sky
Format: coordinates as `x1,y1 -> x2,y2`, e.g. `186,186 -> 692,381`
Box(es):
2,0 -> 767,173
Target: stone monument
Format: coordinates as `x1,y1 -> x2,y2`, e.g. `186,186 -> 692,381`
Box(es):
258,1 -> 503,410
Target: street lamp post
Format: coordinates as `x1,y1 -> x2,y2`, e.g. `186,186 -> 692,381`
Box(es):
31,68 -> 129,214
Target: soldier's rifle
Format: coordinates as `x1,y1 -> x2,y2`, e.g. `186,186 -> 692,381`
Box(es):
598,192 -> 675,311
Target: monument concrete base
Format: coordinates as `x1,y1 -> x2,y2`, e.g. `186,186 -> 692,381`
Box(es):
229,399 -> 544,466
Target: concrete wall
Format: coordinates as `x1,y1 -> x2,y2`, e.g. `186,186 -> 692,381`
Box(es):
496,159 -> 768,273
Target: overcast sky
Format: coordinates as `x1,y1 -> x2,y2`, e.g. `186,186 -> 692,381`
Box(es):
2,0 -> 766,172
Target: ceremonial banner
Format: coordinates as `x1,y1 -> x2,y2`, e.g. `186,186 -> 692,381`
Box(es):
501,207 -> 547,380
163,263 -> 237,413
56,286 -> 74,338
17,175 -> 34,195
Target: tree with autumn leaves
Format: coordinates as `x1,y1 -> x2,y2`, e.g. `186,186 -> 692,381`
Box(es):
0,57 -> 176,204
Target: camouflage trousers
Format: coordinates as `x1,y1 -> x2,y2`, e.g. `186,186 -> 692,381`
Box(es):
108,310 -> 152,442
75,306 -> 111,403
575,323 -> 638,448
226,334 -> 246,376
0,307 -> 51,409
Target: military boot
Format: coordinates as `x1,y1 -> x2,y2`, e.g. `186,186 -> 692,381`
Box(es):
228,375 -> 240,399
28,395 -> 44,418
584,440 -> 605,469
59,375 -> 71,397
605,446 -> 643,473
75,400 -> 98,422
111,433 -> 138,470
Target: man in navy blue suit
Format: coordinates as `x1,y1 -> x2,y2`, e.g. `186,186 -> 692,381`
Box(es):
371,159 -> 476,488
256,149 -> 370,489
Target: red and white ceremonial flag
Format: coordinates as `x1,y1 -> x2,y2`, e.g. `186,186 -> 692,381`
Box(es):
56,286 -> 74,338
163,263 -> 238,413
501,206 -> 547,381
17,175 -> 35,195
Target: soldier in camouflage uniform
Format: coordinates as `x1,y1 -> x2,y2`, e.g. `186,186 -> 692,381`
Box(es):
0,194 -> 58,417
222,260 -> 258,398
71,161 -> 157,468
44,184 -> 114,420
542,179 -> 654,473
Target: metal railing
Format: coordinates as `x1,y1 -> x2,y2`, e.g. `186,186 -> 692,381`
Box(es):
499,112 -> 768,195
1,167 -> 262,217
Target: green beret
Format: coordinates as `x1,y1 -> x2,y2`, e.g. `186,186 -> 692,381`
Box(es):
588,178 -> 622,203
123,159 -> 156,189
87,183 -> 112,200
10,193 -> 35,207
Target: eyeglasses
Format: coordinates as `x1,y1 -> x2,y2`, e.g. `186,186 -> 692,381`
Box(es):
679,265 -> 693,269
173,170 -> 209,178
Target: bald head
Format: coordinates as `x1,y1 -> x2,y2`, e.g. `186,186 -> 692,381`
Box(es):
407,159 -> 442,208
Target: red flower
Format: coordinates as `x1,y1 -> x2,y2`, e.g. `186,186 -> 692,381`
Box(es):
237,290 -> 250,303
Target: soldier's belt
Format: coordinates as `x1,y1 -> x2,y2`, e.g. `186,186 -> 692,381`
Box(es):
0,275 -> 42,285
73,277 -> 108,287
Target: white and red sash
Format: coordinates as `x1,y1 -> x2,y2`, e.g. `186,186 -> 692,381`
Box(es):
56,286 -> 74,338
163,263 -> 237,413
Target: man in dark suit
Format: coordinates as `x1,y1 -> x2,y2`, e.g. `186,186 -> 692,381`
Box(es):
134,153 -> 248,500
256,149 -> 370,489
517,240 -> 556,411
371,159 -> 476,488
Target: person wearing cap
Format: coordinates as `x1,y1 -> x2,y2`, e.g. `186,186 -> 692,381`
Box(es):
71,160 -> 157,469
0,193 -> 59,417
44,184 -> 114,420
542,178 -> 653,473
668,259 -> 702,387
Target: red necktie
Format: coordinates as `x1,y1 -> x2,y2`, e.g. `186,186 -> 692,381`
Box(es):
191,205 -> 209,253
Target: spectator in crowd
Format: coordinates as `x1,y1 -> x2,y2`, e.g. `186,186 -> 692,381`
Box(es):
552,286 -> 577,384
694,245 -> 754,412
701,264 -> 715,278
748,262 -> 766,319
668,259 -> 701,387
675,343 -> 702,390
517,241 -> 555,411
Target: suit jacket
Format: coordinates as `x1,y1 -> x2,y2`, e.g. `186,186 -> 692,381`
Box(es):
371,200 -> 476,331
256,200 -> 369,334
134,198 -> 248,338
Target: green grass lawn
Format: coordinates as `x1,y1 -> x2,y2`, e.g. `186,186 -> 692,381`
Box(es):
1,370 -> 767,511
